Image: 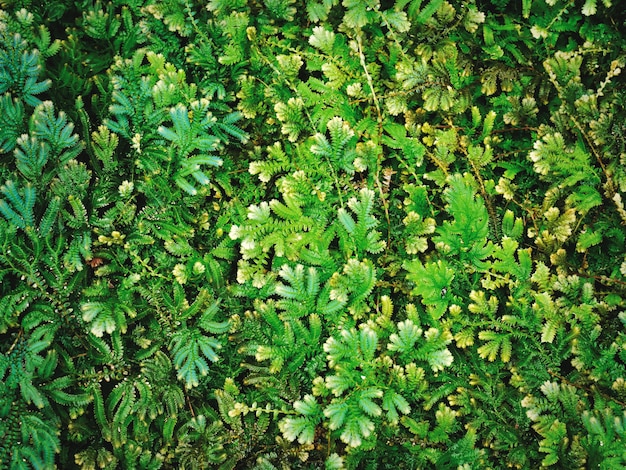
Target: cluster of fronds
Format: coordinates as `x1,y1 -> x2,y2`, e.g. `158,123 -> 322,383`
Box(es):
1,0 -> 626,468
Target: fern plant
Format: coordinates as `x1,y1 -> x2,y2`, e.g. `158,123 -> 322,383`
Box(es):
0,12 -> 103,469
2,0 -> 626,468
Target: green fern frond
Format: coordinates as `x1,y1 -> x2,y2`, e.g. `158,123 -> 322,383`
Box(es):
81,301 -> 118,337
249,157 -> 291,184
0,92 -> 24,152
82,1 -> 122,40
0,180 -> 36,229
328,258 -> 376,316
91,125 -> 119,170
388,319 -> 423,356
433,173 -> 493,269
338,188 -> 386,257
37,195 -> 60,236
198,302 -> 230,334
170,328 -> 221,388
0,30 -> 51,106
11,414 -> 61,467
311,116 -> 356,174
405,259 -> 455,320
63,194 -> 88,229
269,196 -> 304,220
107,379 -> 136,447
47,388 -> 93,408
477,330 -> 512,363
107,90 -> 135,123
274,264 -> 320,320
31,101 -> 81,162
0,289 -> 38,333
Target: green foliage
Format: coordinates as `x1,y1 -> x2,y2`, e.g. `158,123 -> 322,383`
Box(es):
2,0 -> 626,468
337,188 -> 386,257
434,173 -> 494,269
0,24 -> 50,106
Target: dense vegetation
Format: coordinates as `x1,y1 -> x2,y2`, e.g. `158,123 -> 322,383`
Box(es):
1,0 -> 625,468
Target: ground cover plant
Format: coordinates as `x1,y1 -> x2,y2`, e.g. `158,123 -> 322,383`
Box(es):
1,0 -> 625,468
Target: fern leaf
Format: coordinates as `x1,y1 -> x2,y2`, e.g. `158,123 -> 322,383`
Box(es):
14,135 -> 49,181
541,319 -> 558,344
20,380 -> 46,409
32,102 -> 80,157
359,327 -> 378,362
382,389 -> 411,425
37,196 -> 60,236
81,302 -> 117,337
405,259 -> 455,319
270,198 -> 303,220
0,198 -> 24,228
48,389 -> 93,407
200,317 -> 231,335
280,395 -> 322,444
15,414 -> 60,466
477,331 -> 512,363
0,93 -> 24,152
280,416 -> 316,445
338,188 -> 386,256
170,328 -> 221,388
0,180 -> 36,228
427,348 -> 455,372
388,319 -> 423,355
64,195 -> 88,229
337,207 -> 356,235
358,396 -> 382,418
107,380 -> 136,448
323,401 -> 349,430
415,0 -> 443,24
174,176 -> 199,196
343,413 -> 374,447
